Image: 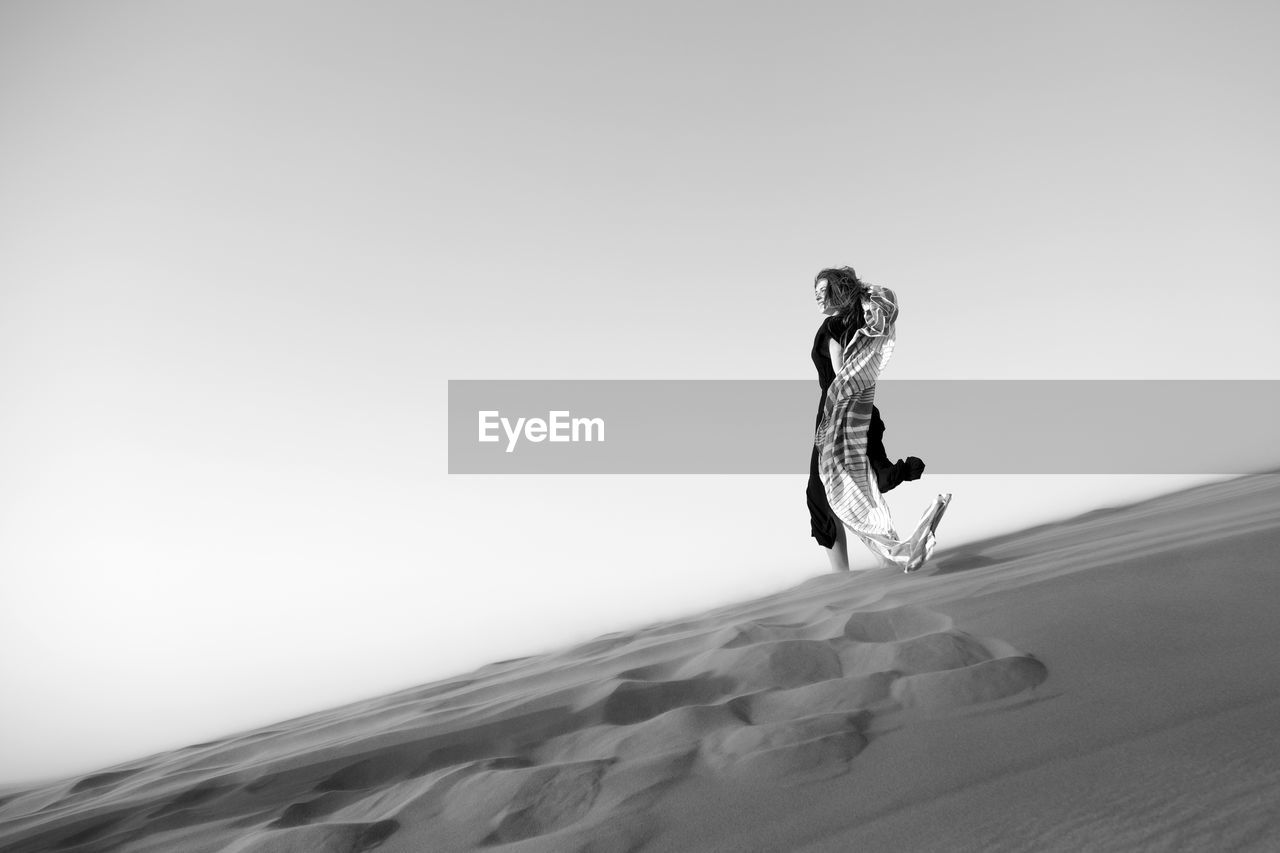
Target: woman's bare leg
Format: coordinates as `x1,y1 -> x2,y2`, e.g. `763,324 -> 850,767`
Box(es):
825,522 -> 851,572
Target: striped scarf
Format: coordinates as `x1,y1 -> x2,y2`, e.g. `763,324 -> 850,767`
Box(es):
815,285 -> 944,571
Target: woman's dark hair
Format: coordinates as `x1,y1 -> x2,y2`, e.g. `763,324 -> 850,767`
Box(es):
814,266 -> 866,315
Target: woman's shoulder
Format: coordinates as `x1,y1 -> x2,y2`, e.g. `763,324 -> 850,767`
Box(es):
819,312 -> 848,339
820,310 -> 861,347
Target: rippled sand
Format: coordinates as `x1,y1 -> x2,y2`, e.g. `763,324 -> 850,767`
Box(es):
3,472 -> 1279,852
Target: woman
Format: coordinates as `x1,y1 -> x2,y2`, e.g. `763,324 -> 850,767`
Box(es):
808,266 -> 951,572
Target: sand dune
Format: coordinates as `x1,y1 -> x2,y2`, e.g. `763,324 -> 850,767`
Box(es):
2,471 -> 1279,852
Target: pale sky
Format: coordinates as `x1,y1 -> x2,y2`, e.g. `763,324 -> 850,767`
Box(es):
2,0 -> 1277,786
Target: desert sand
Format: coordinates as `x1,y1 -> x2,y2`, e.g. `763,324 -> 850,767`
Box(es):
3,471 -> 1280,853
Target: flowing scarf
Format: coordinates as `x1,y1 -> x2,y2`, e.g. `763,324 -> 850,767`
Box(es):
814,285 -> 949,571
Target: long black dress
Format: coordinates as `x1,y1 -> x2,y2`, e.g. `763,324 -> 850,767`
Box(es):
807,310 -> 924,549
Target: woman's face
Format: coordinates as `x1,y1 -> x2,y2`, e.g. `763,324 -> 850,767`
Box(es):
815,280 -> 836,315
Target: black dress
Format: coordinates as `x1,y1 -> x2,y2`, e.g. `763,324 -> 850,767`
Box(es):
807,311 -> 924,549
